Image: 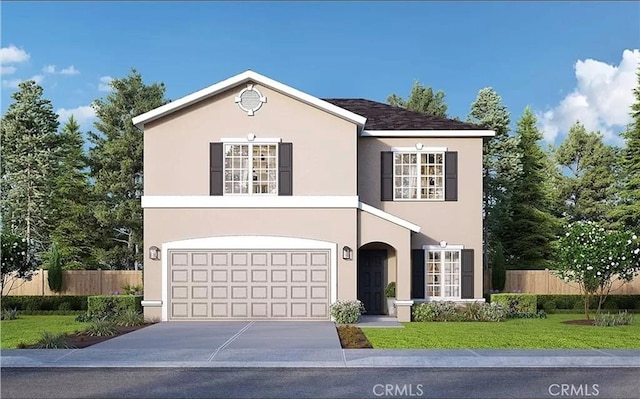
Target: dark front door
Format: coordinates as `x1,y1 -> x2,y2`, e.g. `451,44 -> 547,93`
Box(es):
357,249 -> 386,315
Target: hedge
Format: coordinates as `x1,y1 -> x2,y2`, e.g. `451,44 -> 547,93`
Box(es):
536,295 -> 640,312
490,293 -> 537,314
0,296 -> 89,311
87,295 -> 142,316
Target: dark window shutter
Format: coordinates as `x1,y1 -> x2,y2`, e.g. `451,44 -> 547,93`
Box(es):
278,142 -> 293,196
381,151 -> 393,201
210,143 -> 223,196
445,151 -> 458,201
411,249 -> 425,299
461,249 -> 474,299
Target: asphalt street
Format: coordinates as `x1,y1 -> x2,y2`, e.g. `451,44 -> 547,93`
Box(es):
2,367 -> 639,399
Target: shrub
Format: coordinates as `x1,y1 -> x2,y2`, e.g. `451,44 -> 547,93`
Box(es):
87,295 -> 142,319
34,331 -> 71,349
542,300 -> 557,313
384,282 -> 396,298
1,308 -> 19,320
122,284 -> 144,295
46,242 -> 64,293
58,302 -> 72,311
330,300 -> 365,324
115,309 -> 145,327
479,302 -> 508,322
19,310 -> 84,316
490,293 -> 537,316
461,302 -> 484,321
85,320 -> 117,336
594,311 -> 634,327
412,301 -> 458,322
491,242 -> 506,291
1,296 -> 89,311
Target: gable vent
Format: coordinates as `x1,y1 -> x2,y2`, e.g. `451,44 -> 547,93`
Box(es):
235,84 -> 267,116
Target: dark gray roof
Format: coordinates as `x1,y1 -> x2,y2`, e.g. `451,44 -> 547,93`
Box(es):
322,98 -> 484,130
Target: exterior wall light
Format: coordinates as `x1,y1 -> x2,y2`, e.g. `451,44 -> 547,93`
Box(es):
342,246 -> 353,260
149,246 -> 160,260
439,240 -> 447,248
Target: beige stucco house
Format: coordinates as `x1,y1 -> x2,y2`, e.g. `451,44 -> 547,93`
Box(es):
132,70 -> 494,323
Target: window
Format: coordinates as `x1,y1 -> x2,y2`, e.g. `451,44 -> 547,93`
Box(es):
426,249 -> 460,298
393,152 -> 444,200
224,144 -> 278,195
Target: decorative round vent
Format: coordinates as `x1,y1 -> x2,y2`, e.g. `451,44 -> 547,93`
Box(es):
235,84 -> 267,116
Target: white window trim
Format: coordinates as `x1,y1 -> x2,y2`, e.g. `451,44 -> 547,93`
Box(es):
423,244 -> 463,300
223,142 -> 279,196
393,150 -> 446,202
157,236 -> 338,322
221,137 -> 282,143
391,146 -> 448,152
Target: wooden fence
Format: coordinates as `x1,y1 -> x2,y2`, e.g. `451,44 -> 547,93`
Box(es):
2,269 -> 143,296
504,269 -> 640,295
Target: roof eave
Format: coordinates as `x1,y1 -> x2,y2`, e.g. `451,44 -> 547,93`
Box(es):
361,129 -> 496,137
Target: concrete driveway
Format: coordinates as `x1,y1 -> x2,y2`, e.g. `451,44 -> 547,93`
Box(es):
89,321 -> 340,350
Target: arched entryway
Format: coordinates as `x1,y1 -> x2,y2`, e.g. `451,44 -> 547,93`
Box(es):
357,242 -> 397,315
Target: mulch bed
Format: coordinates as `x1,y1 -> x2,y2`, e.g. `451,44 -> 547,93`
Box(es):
562,319 -> 596,326
27,324 -> 153,349
336,325 -> 373,349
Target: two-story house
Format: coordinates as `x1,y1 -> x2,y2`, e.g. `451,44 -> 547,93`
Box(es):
133,70 -> 494,323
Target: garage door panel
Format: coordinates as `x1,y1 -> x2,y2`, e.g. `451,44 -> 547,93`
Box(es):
169,249 -> 330,320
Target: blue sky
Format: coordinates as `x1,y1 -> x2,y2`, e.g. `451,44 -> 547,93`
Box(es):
1,1 -> 639,146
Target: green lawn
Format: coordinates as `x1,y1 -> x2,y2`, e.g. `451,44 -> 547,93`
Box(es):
362,314 -> 640,349
1,315 -> 87,349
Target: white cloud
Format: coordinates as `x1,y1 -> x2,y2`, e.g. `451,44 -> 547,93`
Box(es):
1,75 -> 44,89
98,76 -> 113,92
57,105 -> 96,127
1,66 -> 17,74
0,45 -> 30,64
42,64 -> 56,74
538,49 -> 640,144
60,65 -> 79,75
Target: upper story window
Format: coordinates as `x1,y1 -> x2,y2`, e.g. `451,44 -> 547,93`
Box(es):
224,144 -> 278,195
393,152 -> 444,200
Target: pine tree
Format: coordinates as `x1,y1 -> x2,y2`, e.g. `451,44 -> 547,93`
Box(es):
50,116 -> 99,269
0,80 -> 60,262
88,69 -> 167,269
387,80 -> 448,117
610,68 -> 640,231
503,108 -> 558,269
47,241 -> 64,293
555,121 -> 617,226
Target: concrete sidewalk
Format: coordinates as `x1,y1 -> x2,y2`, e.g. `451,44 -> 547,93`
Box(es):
2,348 -> 639,368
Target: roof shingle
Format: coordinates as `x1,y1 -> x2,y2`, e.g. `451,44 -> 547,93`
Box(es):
322,98 -> 484,130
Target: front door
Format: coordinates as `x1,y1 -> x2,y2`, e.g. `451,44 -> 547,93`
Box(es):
357,249 -> 386,315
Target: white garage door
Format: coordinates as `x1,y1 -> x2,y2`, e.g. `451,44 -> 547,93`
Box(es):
168,249 -> 330,320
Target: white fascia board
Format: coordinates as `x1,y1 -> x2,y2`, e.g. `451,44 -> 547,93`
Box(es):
423,244 -> 465,250
358,202 -> 421,233
361,130 -> 496,138
132,70 -> 367,128
141,195 -> 360,209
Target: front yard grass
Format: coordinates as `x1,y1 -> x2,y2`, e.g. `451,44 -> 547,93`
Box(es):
362,314 -> 640,349
1,315 -> 87,349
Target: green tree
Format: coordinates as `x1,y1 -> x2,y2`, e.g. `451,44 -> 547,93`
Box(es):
50,116 -> 99,269
554,221 -> 640,319
47,241 -> 64,293
0,80 -> 60,261
0,227 -> 38,298
503,108 -> 558,269
610,68 -> 640,231
88,69 -> 167,269
467,87 -> 521,272
491,241 -> 506,291
555,121 -> 617,226
387,80 -> 448,117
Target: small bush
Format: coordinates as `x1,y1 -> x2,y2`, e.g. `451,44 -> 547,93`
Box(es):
461,302 -> 484,321
46,242 -> 64,293
490,294 -> 537,315
85,320 -> 117,336
115,309 -> 145,327
1,308 -> 19,320
34,331 -> 71,349
330,300 -> 365,324
87,295 -> 142,319
384,282 -> 396,298
412,301 -> 458,322
479,302 -> 508,322
122,284 -> 144,295
594,311 -> 634,327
